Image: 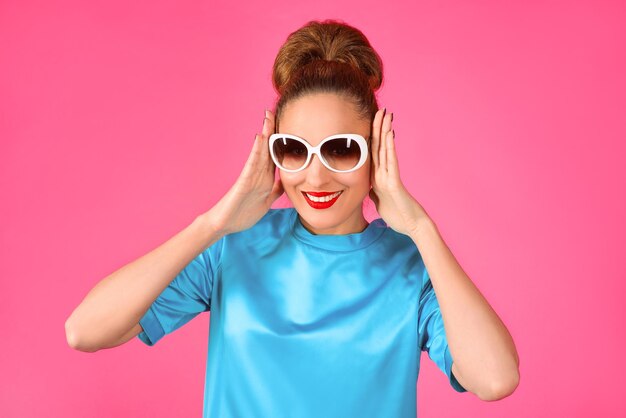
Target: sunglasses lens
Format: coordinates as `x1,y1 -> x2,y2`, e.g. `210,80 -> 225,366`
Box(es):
321,137 -> 362,171
272,137 -> 308,170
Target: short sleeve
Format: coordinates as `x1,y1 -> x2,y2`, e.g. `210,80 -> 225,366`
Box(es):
137,236 -> 224,346
418,272 -> 467,393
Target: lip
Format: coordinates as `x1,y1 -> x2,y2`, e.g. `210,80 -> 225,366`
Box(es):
301,191 -> 343,209
302,190 -> 342,197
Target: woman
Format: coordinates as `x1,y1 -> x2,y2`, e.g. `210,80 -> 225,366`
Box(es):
65,19 -> 519,417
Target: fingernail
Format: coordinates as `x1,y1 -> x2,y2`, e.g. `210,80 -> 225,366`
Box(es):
265,109 -> 270,119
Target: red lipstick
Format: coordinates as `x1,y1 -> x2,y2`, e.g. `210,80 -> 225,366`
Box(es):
303,191 -> 341,197
301,191 -> 343,209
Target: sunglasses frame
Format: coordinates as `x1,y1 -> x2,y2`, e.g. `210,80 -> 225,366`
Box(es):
268,133 -> 369,173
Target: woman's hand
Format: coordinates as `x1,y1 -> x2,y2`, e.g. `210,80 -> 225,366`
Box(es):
369,108 -> 431,236
208,109 -> 284,235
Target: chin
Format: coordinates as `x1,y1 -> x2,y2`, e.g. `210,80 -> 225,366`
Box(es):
302,211 -> 344,225
289,186 -> 364,222
301,204 -> 358,230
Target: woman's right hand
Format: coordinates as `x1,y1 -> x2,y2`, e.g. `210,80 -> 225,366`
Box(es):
207,109 -> 284,236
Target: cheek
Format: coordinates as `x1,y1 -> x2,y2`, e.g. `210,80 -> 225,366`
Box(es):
342,169 -> 370,190
278,172 -> 301,190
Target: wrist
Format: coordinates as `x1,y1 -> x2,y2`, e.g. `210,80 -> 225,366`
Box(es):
194,210 -> 227,241
408,215 -> 438,242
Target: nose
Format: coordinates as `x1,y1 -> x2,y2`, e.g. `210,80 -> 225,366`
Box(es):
304,153 -> 332,184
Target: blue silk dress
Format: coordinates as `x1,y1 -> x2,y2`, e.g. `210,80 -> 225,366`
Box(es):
138,207 -> 466,417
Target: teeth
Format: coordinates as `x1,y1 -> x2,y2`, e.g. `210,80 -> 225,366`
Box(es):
305,191 -> 342,202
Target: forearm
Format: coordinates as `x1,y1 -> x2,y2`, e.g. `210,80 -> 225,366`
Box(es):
65,210 -> 224,352
410,218 -> 519,401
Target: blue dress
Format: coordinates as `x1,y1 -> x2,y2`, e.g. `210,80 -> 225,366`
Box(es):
138,207 -> 466,417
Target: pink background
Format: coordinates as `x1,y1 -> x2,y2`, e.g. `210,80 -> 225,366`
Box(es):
1,1 -> 625,417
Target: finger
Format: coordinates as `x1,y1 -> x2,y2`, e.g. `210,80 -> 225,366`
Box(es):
265,109 -> 276,131
264,109 -> 277,142
261,114 -> 276,173
380,111 -> 392,172
262,108 -> 275,137
371,108 -> 385,169
262,117 -> 269,137
240,133 -> 263,178
386,129 -> 398,173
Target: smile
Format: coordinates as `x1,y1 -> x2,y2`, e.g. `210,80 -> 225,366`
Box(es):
301,191 -> 343,209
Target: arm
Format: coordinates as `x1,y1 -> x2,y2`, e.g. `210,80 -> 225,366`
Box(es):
410,218 -> 520,401
65,210 -> 225,352
95,323 -> 144,352
366,107 -> 518,400
65,107 -> 285,352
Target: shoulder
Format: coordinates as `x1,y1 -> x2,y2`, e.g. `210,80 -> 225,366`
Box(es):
375,225 -> 430,284
256,207 -> 295,230
225,207 -> 294,243
376,223 -> 419,254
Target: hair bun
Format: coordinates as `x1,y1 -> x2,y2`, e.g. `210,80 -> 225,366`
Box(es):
272,19 -> 383,96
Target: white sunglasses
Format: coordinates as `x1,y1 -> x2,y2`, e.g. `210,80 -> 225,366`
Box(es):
268,133 -> 369,173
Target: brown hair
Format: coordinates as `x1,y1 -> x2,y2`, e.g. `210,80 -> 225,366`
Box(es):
271,19 -> 384,138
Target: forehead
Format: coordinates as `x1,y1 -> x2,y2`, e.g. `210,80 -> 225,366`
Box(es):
279,93 -> 370,146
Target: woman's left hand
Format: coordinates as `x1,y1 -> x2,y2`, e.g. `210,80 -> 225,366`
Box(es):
369,108 -> 431,236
